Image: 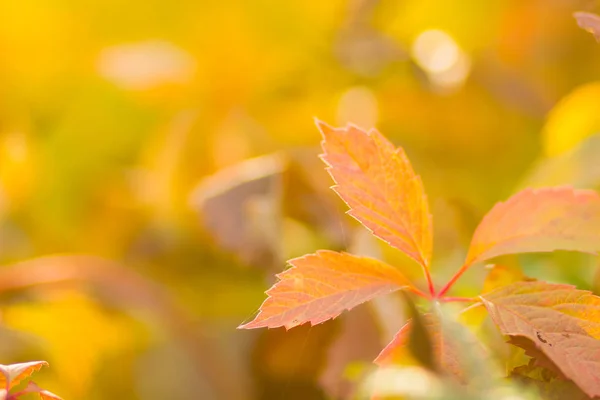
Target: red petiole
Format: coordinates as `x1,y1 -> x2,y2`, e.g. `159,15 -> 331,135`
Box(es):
413,262 -> 473,301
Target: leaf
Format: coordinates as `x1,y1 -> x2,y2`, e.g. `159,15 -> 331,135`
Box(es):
190,153 -> 285,267
482,264 -> 528,294
319,305 -> 381,399
238,250 -> 415,329
506,336 -> 565,378
253,321 -> 337,397
375,314 -> 467,382
511,363 -> 591,400
401,292 -> 435,372
480,281 -> 600,398
465,186 -> 600,266
19,382 -> 63,400
4,292 -> 139,397
574,12 -> 600,42
316,120 -> 433,268
0,361 -> 48,390
519,134 -> 600,190
541,82 -> 600,157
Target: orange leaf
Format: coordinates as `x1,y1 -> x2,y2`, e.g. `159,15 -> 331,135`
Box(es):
316,120 -> 433,269
480,281 -> 600,398
511,363 -> 590,400
506,336 -> 565,378
238,250 -> 415,329
375,314 -> 467,382
574,11 -> 600,42
0,361 -> 48,390
465,187 -> 600,266
481,264 -> 528,294
22,382 -> 63,400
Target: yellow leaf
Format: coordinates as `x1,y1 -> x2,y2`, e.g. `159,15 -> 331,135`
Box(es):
543,82 -> 600,157
4,292 -> 140,397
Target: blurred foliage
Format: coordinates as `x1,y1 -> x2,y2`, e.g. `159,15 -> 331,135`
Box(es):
1,0 -> 600,398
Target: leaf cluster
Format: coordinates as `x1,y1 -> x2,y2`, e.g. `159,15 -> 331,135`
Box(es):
241,121 -> 600,399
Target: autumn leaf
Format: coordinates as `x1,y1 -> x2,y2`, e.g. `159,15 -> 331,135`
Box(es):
511,363 -> 590,400
316,120 -> 433,269
574,11 -> 600,42
0,361 -> 62,400
480,281 -> 600,397
519,134 -> 600,190
190,153 -> 286,267
402,292 -> 435,372
506,336 -> 565,378
14,382 -> 63,400
0,361 -> 48,391
374,318 -> 416,365
375,314 -> 468,382
238,250 -> 416,329
465,186 -> 600,266
481,264 -> 528,294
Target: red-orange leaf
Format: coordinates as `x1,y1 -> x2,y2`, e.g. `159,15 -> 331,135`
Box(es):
0,361 -> 48,390
316,120 -> 433,269
21,382 -> 63,400
238,250 -> 414,330
375,314 -> 467,382
574,11 -> 600,42
465,187 -> 600,266
480,281 -> 600,397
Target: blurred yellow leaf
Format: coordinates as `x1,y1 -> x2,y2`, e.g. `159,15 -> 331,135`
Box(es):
543,82 -> 600,156
482,264 -> 526,294
4,292 -> 140,397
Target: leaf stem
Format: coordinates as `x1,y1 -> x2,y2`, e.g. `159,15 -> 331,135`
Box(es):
409,286 -> 431,299
424,267 -> 436,297
440,296 -> 476,303
437,263 -> 470,298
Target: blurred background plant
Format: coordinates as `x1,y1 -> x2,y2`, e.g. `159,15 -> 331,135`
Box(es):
1,0 -> 600,399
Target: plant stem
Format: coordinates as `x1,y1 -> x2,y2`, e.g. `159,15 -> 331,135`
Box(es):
440,296 -> 476,303
437,263 -> 469,298
424,267 -> 436,296
409,286 -> 431,299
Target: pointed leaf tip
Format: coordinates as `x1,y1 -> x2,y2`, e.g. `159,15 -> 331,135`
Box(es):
574,11 -> 600,42
0,361 -> 49,390
240,250 -> 415,330
318,123 -> 433,268
314,118 -> 333,138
